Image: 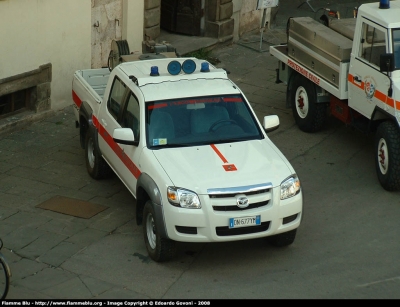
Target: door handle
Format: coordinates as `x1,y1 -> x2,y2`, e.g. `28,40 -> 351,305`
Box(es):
101,119 -> 107,127
354,76 -> 362,82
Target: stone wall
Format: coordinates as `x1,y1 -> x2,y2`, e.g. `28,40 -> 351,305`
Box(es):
0,64 -> 52,113
144,0 -> 161,41
143,0 -> 235,41
91,0 -> 123,68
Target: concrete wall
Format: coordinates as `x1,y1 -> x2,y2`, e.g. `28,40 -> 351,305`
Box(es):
0,0 -> 91,111
91,0 -> 123,68
238,0 -> 261,37
232,0 -> 275,40
123,0 -> 145,54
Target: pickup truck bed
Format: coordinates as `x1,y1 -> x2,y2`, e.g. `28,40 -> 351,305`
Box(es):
75,68 -> 110,101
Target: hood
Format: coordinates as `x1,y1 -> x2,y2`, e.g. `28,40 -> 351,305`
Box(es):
152,139 -> 293,195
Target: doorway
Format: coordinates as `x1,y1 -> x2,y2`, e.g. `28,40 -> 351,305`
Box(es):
160,0 -> 204,36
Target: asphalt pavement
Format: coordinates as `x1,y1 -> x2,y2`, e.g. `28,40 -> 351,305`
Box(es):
1,0 -> 397,300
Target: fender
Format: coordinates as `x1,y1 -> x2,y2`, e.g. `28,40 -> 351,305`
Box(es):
136,172 -> 169,239
79,101 -> 94,149
370,106 -> 399,132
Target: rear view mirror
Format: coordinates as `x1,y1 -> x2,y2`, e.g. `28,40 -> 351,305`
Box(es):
380,53 -> 395,72
263,115 -> 280,133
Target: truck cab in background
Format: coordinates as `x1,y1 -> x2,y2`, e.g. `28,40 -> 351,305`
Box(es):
270,0 -> 400,191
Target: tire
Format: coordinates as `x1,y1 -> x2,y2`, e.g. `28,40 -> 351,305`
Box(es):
290,74 -> 327,132
0,254 -> 11,300
143,200 -> 176,262
375,121 -> 400,191
267,229 -> 297,247
84,129 -> 112,180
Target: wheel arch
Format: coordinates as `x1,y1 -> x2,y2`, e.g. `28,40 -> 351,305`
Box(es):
370,106 -> 399,132
79,101 -> 94,149
136,173 -> 168,239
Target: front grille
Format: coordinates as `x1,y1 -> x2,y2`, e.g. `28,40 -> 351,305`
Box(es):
213,200 -> 269,211
209,188 -> 270,198
216,221 -> 270,236
176,226 -> 198,234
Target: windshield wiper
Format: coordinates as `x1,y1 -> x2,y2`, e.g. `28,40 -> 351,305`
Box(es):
150,143 -> 193,149
212,136 -> 259,144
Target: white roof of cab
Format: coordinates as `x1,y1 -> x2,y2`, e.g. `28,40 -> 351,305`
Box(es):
360,1 -> 400,29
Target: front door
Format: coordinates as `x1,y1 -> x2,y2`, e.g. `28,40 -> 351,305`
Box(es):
348,19 -> 391,119
161,0 -> 202,36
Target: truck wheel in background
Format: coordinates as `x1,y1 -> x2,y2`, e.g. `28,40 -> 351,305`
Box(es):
143,201 -> 176,262
291,74 -> 327,132
375,121 -> 400,191
267,229 -> 297,247
85,130 -> 112,180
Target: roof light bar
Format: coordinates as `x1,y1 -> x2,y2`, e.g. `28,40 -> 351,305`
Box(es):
379,0 -> 390,9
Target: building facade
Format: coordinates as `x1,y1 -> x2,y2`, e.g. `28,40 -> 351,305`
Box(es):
0,0 -> 270,120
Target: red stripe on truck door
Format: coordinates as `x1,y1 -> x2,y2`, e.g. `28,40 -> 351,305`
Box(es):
93,115 -> 141,179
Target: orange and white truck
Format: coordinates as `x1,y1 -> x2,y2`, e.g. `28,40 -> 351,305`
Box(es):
270,0 -> 400,191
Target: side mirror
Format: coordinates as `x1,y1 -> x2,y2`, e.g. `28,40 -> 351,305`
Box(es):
380,53 -> 395,72
113,128 -> 137,145
263,115 -> 280,133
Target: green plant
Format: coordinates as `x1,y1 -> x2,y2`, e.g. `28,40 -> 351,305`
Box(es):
184,48 -> 220,65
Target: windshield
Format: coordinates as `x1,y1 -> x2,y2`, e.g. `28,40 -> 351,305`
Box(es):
146,95 -> 263,148
393,28 -> 400,69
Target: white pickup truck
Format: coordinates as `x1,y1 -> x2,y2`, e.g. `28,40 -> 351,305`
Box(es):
71,55 -> 303,262
270,0 -> 400,191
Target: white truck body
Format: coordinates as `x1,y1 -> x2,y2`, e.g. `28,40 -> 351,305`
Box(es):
72,56 -> 303,261
270,0 -> 400,191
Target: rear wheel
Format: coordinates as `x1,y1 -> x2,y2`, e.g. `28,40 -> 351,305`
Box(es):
85,130 -> 112,179
0,240 -> 11,300
267,229 -> 297,247
375,121 -> 400,191
143,201 -> 176,262
291,74 -> 327,132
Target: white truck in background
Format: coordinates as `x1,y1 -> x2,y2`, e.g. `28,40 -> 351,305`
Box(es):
270,0 -> 400,191
71,44 -> 303,262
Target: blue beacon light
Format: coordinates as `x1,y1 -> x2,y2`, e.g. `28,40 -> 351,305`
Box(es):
200,62 -> 210,72
379,0 -> 390,9
150,66 -> 159,76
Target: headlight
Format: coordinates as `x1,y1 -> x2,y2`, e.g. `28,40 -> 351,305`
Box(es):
167,187 -> 201,209
280,175 -> 301,200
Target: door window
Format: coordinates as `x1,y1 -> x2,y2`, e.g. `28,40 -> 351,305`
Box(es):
359,23 -> 387,68
392,29 -> 400,69
121,92 -> 140,141
107,77 -> 126,120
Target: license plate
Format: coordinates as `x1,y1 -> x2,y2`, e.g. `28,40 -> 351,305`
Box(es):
229,215 -> 261,229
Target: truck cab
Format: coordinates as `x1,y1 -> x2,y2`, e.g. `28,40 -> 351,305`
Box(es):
269,0 -> 400,191
348,1 -> 400,121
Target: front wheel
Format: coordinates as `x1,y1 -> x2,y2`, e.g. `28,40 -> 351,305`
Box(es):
375,121 -> 400,191
290,74 -> 327,132
143,201 -> 176,262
